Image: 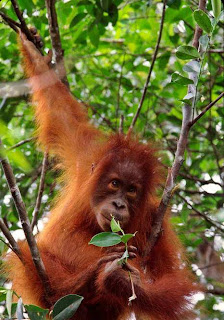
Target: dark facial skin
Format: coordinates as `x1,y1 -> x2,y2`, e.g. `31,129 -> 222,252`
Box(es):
91,160 -> 144,231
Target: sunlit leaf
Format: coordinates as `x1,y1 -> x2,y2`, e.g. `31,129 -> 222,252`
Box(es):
211,0 -> 222,19
6,290 -> 13,318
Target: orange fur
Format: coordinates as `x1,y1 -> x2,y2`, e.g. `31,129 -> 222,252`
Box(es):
4,35 -> 199,320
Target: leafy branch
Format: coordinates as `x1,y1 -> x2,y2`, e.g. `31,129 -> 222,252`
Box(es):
89,216 -> 137,303
143,0 -> 224,260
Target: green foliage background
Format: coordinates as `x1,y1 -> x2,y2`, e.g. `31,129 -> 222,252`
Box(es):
0,0 -> 224,318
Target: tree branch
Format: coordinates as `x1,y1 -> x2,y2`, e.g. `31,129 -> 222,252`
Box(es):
119,115 -> 124,134
0,141 -> 53,302
116,53 -> 126,128
45,0 -> 69,87
179,189 -> 224,197
81,101 -> 115,131
179,171 -> 223,187
10,0 -> 42,51
0,10 -> 21,32
0,218 -> 24,262
190,92 -> 224,127
9,137 -> 34,150
128,0 -> 167,134
31,152 -> 48,230
142,0 -> 207,261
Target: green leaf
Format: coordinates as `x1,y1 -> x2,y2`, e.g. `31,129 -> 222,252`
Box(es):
211,0 -> 222,19
89,232 -> 121,247
176,45 -> 200,60
171,73 -> 194,85
110,216 -> 122,233
25,305 -> 49,320
88,24 -> 100,47
183,61 -> 200,74
0,287 -> 7,294
121,233 -> 135,244
6,289 -> 13,318
158,52 -> 171,69
17,0 -> 34,14
70,13 -> 87,28
118,249 -> 129,264
52,294 -> 83,320
167,0 -> 181,9
199,34 -> 209,49
193,9 -> 212,34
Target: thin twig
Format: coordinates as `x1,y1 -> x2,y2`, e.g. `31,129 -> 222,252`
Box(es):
0,141 -> 53,302
9,137 -> 34,150
82,101 -> 115,131
31,152 -> 48,230
200,261 -> 224,270
45,0 -> 69,87
0,10 -> 21,29
179,171 -> 222,187
128,0 -> 167,134
190,92 -> 224,127
0,218 -> 24,262
10,0 -> 37,45
142,0 -> 207,261
7,0 -> 43,51
178,194 -> 224,233
179,189 -> 224,197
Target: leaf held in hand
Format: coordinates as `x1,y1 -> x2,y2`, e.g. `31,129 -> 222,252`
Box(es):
110,216 -> 122,233
89,232 -> 121,247
121,233 -> 135,244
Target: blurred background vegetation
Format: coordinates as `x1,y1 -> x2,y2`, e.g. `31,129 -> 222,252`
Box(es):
0,0 -> 224,318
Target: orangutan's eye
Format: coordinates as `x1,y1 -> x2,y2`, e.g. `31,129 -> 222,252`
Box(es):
127,185 -> 137,198
108,179 -> 120,190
